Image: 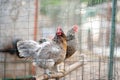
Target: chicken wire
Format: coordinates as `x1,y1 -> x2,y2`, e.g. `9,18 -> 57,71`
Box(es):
0,0 -> 120,80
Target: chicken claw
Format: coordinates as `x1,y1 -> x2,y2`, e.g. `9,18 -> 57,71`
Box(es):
57,62 -> 65,74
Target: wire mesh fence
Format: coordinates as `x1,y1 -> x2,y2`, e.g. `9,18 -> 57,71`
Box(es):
0,0 -> 120,80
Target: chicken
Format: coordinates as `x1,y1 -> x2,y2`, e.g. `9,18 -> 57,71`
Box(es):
0,38 -> 24,58
65,25 -> 78,59
17,27 -> 67,75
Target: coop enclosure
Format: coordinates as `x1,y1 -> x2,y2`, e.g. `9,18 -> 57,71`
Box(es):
0,0 -> 120,80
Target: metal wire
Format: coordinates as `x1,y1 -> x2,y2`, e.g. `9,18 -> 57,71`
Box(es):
0,0 -> 120,80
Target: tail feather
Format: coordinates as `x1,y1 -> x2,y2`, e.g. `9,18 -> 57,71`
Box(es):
12,38 -> 24,58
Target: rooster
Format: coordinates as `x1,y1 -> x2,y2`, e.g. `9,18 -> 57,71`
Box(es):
0,38 -> 24,58
17,27 -> 67,75
65,25 -> 78,59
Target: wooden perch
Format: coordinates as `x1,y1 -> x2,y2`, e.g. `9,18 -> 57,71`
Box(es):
35,59 -> 87,80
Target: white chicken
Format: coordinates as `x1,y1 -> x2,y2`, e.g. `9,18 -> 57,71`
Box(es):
17,27 -> 67,75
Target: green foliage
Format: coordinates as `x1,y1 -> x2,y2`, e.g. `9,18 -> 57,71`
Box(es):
81,0 -> 110,6
81,0 -> 89,3
40,0 -> 62,15
88,0 -> 107,6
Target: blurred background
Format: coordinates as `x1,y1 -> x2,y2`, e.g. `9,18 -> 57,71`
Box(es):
0,0 -> 120,79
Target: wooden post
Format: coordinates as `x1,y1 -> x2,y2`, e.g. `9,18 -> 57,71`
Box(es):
32,0 -> 38,76
34,0 -> 38,41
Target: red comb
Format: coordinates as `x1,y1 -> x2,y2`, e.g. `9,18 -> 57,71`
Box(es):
73,25 -> 78,32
